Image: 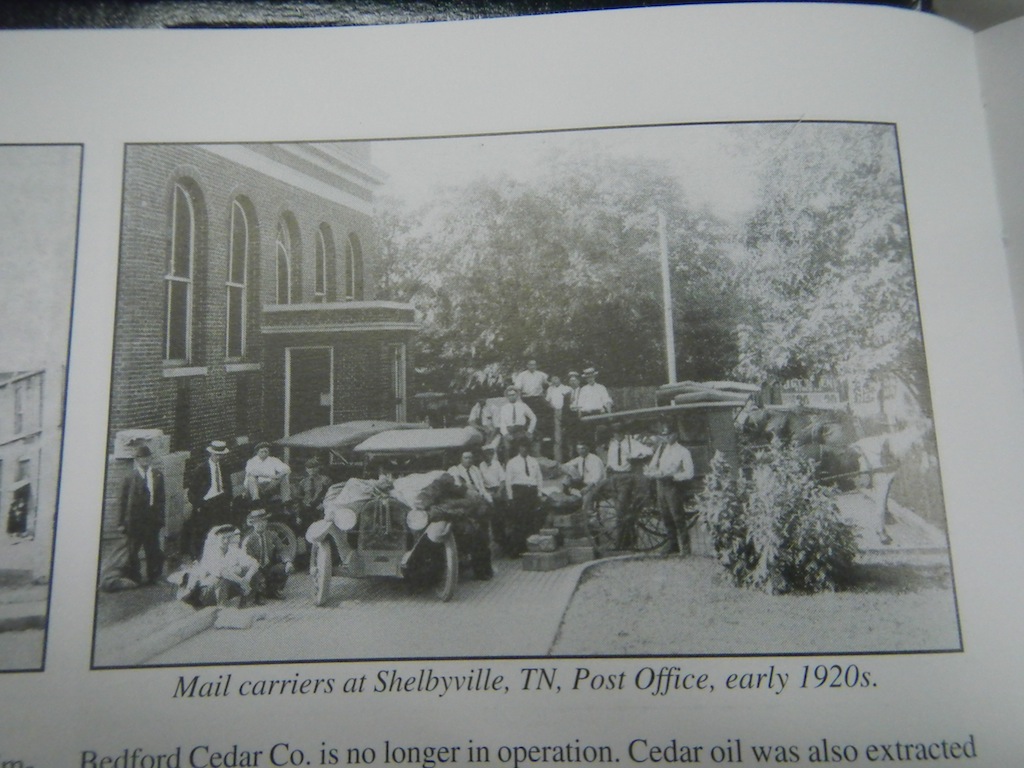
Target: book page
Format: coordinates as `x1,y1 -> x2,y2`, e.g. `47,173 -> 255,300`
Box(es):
0,4 -> 1022,766
976,14 -> 1024,364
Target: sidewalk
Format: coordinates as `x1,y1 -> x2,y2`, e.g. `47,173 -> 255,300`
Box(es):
95,554 -> 591,666
0,535 -> 48,633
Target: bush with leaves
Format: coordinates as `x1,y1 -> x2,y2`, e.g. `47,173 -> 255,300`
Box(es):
698,440 -> 858,594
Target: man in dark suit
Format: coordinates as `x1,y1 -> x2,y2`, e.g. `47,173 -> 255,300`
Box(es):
118,444 -> 166,584
184,439 -> 233,560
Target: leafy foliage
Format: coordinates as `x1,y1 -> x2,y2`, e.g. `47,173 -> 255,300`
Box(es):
698,441 -> 858,594
375,151 -> 738,393
733,123 -> 931,416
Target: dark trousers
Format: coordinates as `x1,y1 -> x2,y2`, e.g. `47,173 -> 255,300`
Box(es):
656,478 -> 690,554
507,484 -> 541,555
125,526 -> 164,583
254,564 -> 288,598
184,495 -> 232,560
606,472 -> 638,549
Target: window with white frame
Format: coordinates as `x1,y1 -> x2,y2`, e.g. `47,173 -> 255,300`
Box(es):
275,218 -> 293,305
226,199 -> 251,358
314,227 -> 328,303
165,182 -> 197,361
344,232 -> 364,301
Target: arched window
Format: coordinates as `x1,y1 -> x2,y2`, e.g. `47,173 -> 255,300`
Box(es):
344,232 -> 364,301
275,218 -> 294,304
165,182 -> 197,361
314,227 -> 327,303
226,199 -> 252,358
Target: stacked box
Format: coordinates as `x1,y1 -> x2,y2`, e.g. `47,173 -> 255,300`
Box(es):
526,534 -> 559,553
522,549 -> 570,571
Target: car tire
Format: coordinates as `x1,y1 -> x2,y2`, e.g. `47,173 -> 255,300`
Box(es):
434,535 -> 458,602
312,540 -> 332,607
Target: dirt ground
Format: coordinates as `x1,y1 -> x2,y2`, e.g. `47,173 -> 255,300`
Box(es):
550,554 -> 960,656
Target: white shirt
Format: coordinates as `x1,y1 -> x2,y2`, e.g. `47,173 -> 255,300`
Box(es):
545,384 -> 573,411
644,441 -> 695,481
197,543 -> 259,588
606,435 -> 653,473
513,369 -> 548,397
479,459 -> 505,490
448,463 -> 491,501
562,453 -> 605,486
136,463 -> 156,506
468,401 -> 497,429
577,382 -> 612,413
499,399 -> 537,435
505,454 -> 542,493
203,459 -> 226,501
244,454 -> 291,500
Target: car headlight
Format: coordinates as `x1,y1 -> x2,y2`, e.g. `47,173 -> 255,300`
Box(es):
334,507 -> 358,531
406,508 -> 429,531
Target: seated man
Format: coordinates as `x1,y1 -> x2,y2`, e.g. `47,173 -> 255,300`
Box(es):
242,508 -> 294,600
297,456 -> 332,529
560,441 -> 605,513
244,442 -> 291,507
180,525 -> 260,608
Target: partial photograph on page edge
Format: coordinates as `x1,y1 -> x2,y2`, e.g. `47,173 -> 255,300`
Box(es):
0,144 -> 81,672
90,122 -> 960,668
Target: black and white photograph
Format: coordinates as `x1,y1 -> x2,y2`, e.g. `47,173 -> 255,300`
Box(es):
92,122 -> 959,668
0,144 -> 80,672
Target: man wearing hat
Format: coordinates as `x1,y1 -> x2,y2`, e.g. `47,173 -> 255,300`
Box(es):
117,443 -> 166,584
242,508 -> 294,601
577,367 -> 613,417
297,456 -> 332,529
185,439 -> 233,560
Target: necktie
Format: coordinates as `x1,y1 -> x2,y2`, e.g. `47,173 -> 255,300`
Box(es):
213,463 -> 222,496
524,457 -> 530,478
146,469 -> 154,507
616,441 -> 622,467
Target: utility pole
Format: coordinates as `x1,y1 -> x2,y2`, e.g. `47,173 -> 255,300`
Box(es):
657,210 -> 678,384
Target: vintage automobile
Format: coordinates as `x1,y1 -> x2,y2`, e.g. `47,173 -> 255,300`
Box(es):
304,426 -> 485,607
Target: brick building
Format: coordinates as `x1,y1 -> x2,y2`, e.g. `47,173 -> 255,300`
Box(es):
110,142 -> 416,464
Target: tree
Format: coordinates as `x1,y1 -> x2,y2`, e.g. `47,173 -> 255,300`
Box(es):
376,149 -> 739,393
734,123 -> 931,416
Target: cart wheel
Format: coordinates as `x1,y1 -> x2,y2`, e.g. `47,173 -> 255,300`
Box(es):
434,535 -> 458,602
588,493 -> 621,556
312,540 -> 332,607
269,521 -> 299,563
633,499 -> 670,551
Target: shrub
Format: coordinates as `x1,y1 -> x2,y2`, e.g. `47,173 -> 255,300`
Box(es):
698,440 -> 858,594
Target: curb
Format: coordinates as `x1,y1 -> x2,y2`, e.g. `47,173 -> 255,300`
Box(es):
95,607 -> 216,667
0,601 -> 47,632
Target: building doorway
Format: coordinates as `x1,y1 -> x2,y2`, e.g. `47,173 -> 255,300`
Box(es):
285,346 -> 333,436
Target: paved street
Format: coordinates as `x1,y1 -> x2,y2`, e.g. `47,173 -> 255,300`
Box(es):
120,555 -> 587,666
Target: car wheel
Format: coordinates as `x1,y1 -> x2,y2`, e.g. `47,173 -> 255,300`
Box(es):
434,535 -> 458,602
312,540 -> 332,607
269,521 -> 299,563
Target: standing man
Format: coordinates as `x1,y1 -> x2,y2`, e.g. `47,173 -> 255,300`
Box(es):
643,426 -> 695,556
577,367 -> 613,449
513,359 -> 549,436
118,444 -> 165,585
498,386 -> 537,458
478,444 -> 507,551
185,440 -> 233,560
504,438 -> 543,556
545,374 -> 573,461
604,422 -> 653,549
564,371 -> 583,452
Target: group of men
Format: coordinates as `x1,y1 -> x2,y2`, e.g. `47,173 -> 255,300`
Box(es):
116,438 -> 330,606
471,360 -> 614,462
